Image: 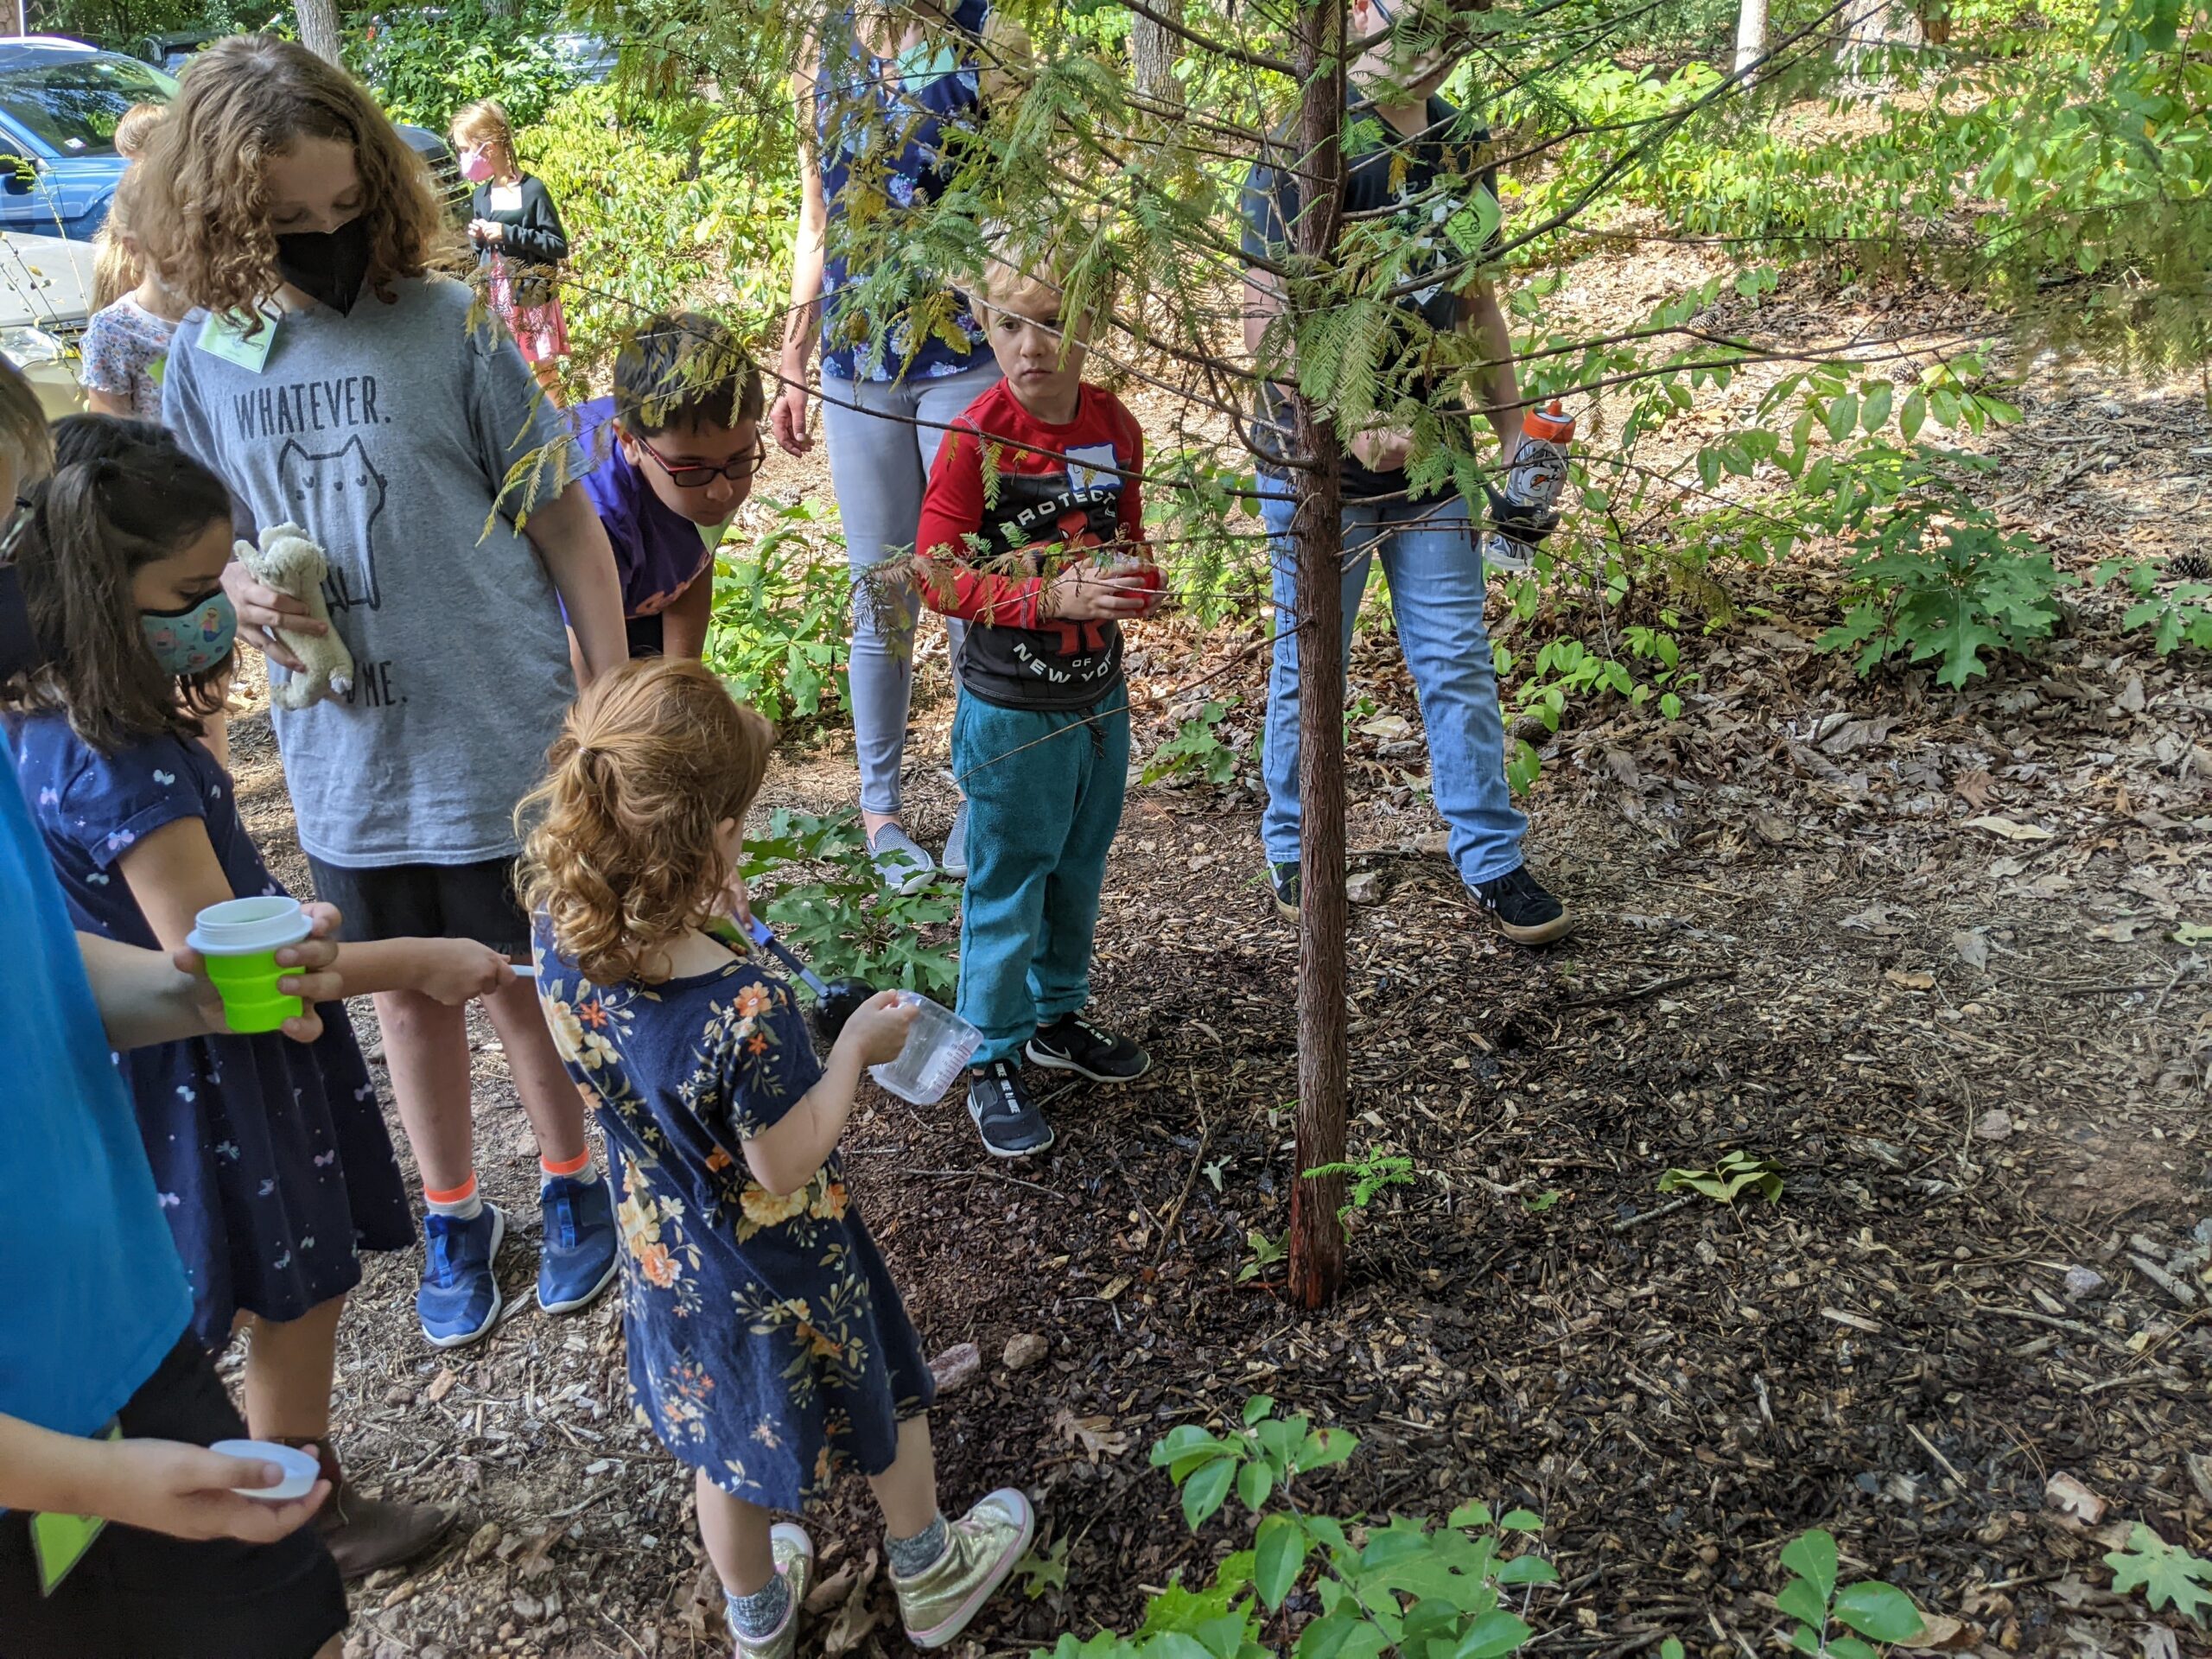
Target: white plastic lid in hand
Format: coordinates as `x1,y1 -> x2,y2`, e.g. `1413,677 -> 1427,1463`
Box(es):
868,993 -> 982,1106
184,895 -> 313,956
210,1439 -> 321,1502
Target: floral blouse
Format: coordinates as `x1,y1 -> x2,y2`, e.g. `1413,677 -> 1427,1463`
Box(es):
533,921 -> 934,1505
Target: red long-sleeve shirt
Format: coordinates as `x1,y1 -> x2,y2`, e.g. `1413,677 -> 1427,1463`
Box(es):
913,380 -> 1153,710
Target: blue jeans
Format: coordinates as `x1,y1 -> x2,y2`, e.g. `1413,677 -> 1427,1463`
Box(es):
820,360 -> 1003,815
1259,487 -> 1527,887
950,691 -> 1130,1065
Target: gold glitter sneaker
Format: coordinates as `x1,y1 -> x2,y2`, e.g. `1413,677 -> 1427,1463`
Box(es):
891,1490 -> 1035,1650
731,1522 -> 814,1659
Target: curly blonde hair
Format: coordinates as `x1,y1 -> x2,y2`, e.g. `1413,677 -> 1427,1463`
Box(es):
134,35 -> 443,319
518,658 -> 776,987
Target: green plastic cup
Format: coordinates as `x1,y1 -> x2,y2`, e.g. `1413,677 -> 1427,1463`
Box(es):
187,897 -> 313,1034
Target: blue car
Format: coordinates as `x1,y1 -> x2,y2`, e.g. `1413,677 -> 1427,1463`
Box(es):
0,35 -> 461,242
0,37 -> 175,239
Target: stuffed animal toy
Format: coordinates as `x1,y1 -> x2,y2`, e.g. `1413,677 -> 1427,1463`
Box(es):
233,522 -> 354,709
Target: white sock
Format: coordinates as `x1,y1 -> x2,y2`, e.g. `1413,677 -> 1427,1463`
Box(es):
541,1148 -> 598,1191
424,1174 -> 483,1222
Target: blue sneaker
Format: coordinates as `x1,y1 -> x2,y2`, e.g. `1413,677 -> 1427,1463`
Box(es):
537,1173 -> 619,1314
417,1203 -> 506,1349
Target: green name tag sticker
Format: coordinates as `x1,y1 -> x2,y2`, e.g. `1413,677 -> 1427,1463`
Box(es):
196,309 -> 276,374
29,1422 -> 119,1594
148,352 -> 168,388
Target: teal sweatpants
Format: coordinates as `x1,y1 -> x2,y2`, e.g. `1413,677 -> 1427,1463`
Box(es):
951,690 -> 1131,1065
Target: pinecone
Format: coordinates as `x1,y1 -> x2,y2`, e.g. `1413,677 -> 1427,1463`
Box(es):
2172,551 -> 2212,581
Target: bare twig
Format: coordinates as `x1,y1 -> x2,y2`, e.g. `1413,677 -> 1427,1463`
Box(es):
1610,1194 -> 1698,1234
905,1166 -> 1073,1202
1563,969 -> 1736,1010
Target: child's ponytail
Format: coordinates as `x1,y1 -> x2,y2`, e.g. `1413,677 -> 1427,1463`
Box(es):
519,658 -> 775,986
2,418 -> 236,753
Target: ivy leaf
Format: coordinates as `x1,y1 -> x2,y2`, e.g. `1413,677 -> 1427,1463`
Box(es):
1832,1582 -> 1924,1643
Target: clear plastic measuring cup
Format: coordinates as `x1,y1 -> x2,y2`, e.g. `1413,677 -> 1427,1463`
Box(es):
868,992 -> 982,1105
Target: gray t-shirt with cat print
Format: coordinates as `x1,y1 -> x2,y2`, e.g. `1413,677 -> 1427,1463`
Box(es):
164,276 -> 582,869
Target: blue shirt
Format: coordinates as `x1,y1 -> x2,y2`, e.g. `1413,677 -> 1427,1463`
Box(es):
0,747 -> 191,1439
571,398 -> 718,619
814,0 -> 991,382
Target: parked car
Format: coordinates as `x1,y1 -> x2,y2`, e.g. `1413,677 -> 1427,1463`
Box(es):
0,36 -> 174,239
0,35 -> 463,242
0,226 -> 95,418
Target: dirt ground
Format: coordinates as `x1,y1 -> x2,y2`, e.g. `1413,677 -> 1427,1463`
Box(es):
201,256 -> 2212,1659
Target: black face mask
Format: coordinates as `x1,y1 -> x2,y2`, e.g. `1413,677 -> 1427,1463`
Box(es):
0,499 -> 36,683
274,216 -> 373,315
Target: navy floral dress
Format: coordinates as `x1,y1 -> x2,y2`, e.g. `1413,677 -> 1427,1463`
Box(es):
10,714 -> 412,1347
533,922 -> 934,1507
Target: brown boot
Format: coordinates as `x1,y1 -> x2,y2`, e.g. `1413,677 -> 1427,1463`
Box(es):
278,1438 -> 456,1581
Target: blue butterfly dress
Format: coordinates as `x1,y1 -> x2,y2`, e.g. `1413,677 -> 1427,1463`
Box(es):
10,713 -> 411,1347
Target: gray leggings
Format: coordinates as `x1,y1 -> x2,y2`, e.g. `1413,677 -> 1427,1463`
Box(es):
821,360 -> 1003,815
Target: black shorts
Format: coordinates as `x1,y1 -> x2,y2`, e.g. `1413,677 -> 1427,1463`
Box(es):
306,855 -> 528,956
0,1338 -> 346,1659
625,610 -> 664,658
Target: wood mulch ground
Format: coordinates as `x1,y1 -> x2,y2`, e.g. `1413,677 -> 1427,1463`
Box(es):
202,251 -> 2212,1659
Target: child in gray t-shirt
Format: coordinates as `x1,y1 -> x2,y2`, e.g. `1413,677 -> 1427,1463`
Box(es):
149,35 -> 630,1356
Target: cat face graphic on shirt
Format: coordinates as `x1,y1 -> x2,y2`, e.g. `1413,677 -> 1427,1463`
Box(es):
276,435 -> 387,613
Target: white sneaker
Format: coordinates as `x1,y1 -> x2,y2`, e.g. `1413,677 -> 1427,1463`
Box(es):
869,823 -> 938,896
940,801 -> 970,881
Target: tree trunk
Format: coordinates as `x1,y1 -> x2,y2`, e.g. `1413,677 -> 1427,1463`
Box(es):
1732,0 -> 1768,80
296,0 -> 343,65
484,0 -> 517,17
1131,5 -> 1184,111
1286,0 -> 1349,1313
1839,0 -> 1923,89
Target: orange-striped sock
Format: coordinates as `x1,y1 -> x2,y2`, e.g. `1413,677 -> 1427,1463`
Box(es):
424,1172 -> 481,1222
540,1146 -> 596,1190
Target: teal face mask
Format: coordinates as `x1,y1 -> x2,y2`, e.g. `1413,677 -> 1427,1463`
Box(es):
895,38 -> 959,82
141,589 -> 238,678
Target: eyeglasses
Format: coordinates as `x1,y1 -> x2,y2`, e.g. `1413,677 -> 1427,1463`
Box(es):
0,497 -> 30,565
633,436 -> 766,490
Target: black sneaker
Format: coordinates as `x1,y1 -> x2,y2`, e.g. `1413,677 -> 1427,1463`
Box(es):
1268,861 -> 1299,922
1471,866 -> 1573,946
967,1061 -> 1054,1159
1026,1011 -> 1151,1084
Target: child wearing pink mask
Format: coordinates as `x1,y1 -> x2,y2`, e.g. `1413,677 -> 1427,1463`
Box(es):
452,99 -> 570,399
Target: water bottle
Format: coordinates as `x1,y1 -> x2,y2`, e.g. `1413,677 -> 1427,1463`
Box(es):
1483,400 -> 1574,575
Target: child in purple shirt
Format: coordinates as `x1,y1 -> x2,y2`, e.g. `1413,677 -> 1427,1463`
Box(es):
574,312 -> 766,660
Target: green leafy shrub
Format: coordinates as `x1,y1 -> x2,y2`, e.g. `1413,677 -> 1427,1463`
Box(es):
2100,562 -> 2212,655
347,3 -> 578,130
1658,1150 -> 1783,1205
1819,515 -> 2065,689
1775,1529 -> 1925,1658
707,499 -> 853,728
522,86 -> 798,361
740,808 -> 957,1001
1143,698 -> 1240,786
1039,1402 -> 1555,1659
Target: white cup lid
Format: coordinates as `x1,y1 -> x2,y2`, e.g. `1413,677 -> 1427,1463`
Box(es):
210,1439 -> 321,1501
187,896 -> 313,956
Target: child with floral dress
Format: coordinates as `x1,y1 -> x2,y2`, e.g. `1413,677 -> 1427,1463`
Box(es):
520,657 -> 1033,1658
